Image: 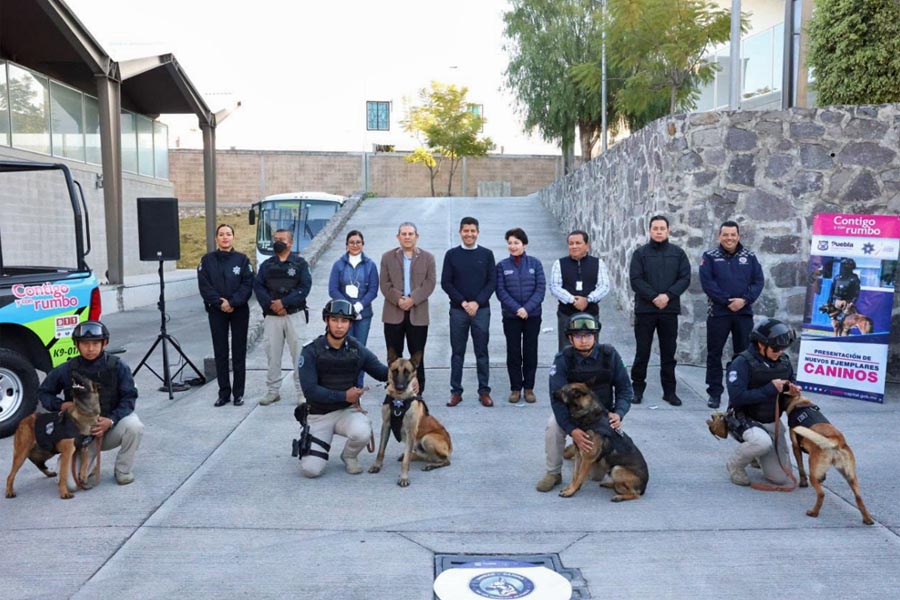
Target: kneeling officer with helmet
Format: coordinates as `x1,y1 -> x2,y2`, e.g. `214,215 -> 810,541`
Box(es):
295,299 -> 391,478
536,313 -> 634,492
38,321 -> 144,487
723,318 -> 799,487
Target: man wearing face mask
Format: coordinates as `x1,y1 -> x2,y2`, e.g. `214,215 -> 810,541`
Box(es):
254,228 -> 312,406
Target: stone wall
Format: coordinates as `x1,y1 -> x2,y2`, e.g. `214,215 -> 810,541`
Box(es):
169,149 -> 562,201
538,105 -> 900,380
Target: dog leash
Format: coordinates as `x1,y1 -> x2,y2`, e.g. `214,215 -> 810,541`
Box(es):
749,398 -> 797,493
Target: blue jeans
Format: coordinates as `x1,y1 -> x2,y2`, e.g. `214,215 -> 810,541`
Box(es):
350,316 -> 372,387
449,306 -> 491,395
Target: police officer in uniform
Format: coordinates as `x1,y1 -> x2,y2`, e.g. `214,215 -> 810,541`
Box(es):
828,258 -> 861,327
198,224 -> 254,407
724,319 -> 798,487
297,299 -> 390,478
38,321 -> 144,487
536,313 -> 633,492
253,228 -> 312,406
699,220 -> 764,408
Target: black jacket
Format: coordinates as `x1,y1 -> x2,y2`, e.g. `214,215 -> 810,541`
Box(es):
197,250 -> 254,311
629,239 -> 691,314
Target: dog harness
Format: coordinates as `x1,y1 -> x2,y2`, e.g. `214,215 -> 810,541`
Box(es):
788,404 -> 830,429
382,395 -> 429,442
33,412 -> 93,453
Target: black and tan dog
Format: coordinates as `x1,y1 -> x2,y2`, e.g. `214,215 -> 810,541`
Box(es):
6,372 -> 101,500
782,390 -> 874,525
368,350 -> 452,487
819,302 -> 873,336
555,383 -> 648,501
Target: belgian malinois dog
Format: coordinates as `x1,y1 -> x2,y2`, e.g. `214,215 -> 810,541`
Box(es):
368,350 -> 452,487
556,383 -> 648,501
819,302 -> 873,336
6,371 -> 102,499
783,390 -> 874,525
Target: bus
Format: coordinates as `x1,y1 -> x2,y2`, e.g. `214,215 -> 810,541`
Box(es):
248,192 -> 345,266
0,161 -> 100,438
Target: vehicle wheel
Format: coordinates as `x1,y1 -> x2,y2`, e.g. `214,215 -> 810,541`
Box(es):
0,349 -> 39,438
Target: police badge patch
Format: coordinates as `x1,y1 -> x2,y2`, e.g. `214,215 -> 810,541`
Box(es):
728,371 -> 738,383
287,267 -> 296,277
232,266 -> 241,275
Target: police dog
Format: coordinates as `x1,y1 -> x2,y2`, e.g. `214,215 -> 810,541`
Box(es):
368,350 -> 452,487
6,372 -> 101,500
819,302 -> 873,336
555,383 -> 648,501
782,390 -> 874,525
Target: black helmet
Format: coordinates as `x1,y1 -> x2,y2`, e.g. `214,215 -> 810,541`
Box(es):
566,313 -> 601,335
749,318 -> 795,351
840,258 -> 857,272
71,320 -> 109,342
322,298 -> 357,321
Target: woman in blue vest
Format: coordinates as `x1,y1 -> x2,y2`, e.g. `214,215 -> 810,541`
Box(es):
328,230 -> 379,385
495,227 -> 546,404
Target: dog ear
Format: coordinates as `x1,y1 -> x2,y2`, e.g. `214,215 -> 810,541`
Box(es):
552,388 -> 563,403
387,347 -> 399,366
409,351 -> 423,370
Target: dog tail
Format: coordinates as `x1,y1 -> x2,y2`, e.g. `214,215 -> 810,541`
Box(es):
793,426 -> 838,449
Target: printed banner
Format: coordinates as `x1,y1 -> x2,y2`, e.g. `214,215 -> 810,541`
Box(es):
797,214 -> 900,403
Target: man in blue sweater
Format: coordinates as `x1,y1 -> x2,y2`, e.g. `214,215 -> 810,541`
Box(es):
441,216 -> 496,407
699,221 -> 764,408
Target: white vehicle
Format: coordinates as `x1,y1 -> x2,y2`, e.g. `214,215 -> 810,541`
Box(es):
248,191 -> 345,266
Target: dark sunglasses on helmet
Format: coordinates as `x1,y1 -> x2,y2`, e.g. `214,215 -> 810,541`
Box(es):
74,322 -> 106,338
567,317 -> 598,331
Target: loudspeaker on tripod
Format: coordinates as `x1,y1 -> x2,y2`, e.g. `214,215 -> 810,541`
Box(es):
137,197 -> 180,261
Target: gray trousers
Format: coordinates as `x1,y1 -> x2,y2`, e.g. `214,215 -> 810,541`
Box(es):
299,408 -> 372,478
544,413 -> 567,475
67,413 -> 144,485
729,420 -> 792,485
264,312 -> 304,398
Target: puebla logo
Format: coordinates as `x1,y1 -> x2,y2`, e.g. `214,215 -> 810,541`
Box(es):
469,571 -> 535,598
817,241 -> 829,251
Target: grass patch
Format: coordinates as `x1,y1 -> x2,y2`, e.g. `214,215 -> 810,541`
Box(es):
177,211 -> 258,269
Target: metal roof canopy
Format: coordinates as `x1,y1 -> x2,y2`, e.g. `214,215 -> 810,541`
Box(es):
0,0 -> 219,284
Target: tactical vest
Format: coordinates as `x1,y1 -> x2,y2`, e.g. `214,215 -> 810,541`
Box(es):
34,412 -> 92,453
832,275 -> 858,300
736,349 -> 792,422
309,337 -> 360,414
265,257 -> 307,307
563,344 -> 615,411
558,255 -> 600,316
69,355 -> 120,418
787,404 -> 830,429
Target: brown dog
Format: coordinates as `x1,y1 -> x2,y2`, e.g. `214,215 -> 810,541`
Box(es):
783,391 -> 874,524
6,372 -> 101,499
819,302 -> 873,336
555,383 -> 648,501
368,350 -> 452,487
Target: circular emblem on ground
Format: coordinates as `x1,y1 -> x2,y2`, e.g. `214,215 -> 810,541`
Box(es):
469,571 -> 535,598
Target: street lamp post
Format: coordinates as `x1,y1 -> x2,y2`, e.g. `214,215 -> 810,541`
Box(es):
600,0 -> 608,153
729,0 -> 742,109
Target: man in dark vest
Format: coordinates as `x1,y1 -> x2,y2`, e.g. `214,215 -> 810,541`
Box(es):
38,320 -> 143,487
827,258 -> 861,327
254,228 -> 312,406
297,299 -> 391,478
724,319 -> 798,487
549,230 -> 611,352
536,313 -> 633,492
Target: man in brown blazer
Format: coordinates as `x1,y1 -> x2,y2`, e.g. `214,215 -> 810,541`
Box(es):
380,222 -> 437,391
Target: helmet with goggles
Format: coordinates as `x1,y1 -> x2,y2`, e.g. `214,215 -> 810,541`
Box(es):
565,313 -> 601,336
322,298 -> 357,321
71,320 -> 110,342
749,318 -> 795,351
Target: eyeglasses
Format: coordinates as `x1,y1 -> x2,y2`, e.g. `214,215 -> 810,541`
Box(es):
571,332 -> 595,340
347,240 -> 363,245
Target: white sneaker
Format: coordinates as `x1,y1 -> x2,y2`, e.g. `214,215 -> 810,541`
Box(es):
726,461 -> 750,486
115,472 -> 135,486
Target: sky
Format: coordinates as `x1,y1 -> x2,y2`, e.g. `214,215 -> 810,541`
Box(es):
65,0 -> 560,155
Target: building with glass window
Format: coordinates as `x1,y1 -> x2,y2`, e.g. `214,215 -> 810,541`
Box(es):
0,0 -> 219,285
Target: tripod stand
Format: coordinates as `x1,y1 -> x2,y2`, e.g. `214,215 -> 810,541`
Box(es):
133,257 -> 205,399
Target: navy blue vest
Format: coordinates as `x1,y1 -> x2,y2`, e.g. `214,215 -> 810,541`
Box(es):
563,344 -> 614,411
558,255 -> 600,316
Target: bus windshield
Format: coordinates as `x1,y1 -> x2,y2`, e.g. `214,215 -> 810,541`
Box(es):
256,199 -> 342,255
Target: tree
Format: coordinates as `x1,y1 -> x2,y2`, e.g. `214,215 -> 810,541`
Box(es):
403,82 -> 493,197
606,0 -> 734,119
503,0 -> 610,168
807,0 -> 900,105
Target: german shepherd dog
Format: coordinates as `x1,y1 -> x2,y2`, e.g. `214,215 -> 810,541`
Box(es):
555,383 -> 648,501
368,350 -> 452,487
6,372 -> 101,500
819,302 -> 873,336
782,390 -> 874,524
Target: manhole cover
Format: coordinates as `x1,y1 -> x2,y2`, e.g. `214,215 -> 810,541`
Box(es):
434,553 -> 590,599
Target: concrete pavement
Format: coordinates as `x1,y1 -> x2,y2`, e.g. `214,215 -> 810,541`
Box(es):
2,195 -> 899,599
